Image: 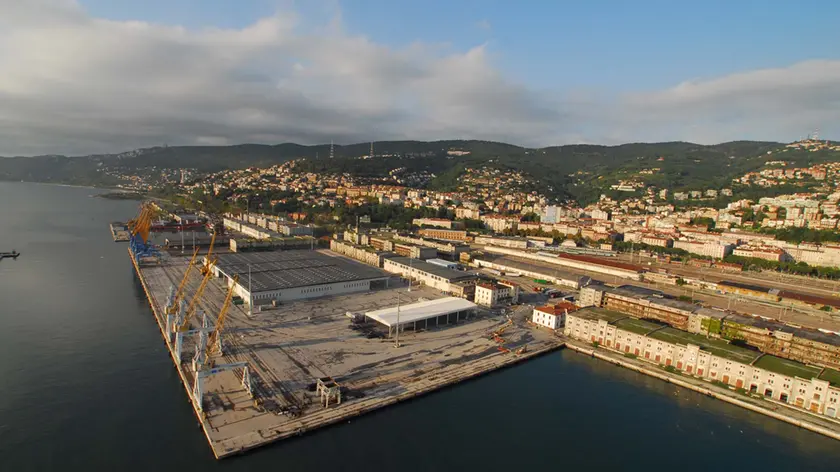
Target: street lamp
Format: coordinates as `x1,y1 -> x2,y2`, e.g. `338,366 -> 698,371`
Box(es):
394,288 -> 401,348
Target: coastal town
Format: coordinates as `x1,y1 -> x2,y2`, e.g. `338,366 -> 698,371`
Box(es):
110,136 -> 840,276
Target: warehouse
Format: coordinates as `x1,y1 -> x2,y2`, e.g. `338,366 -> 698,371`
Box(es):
565,307 -> 840,419
383,256 -> 477,293
210,250 -> 390,306
483,246 -> 644,280
471,254 -> 590,289
364,297 -> 477,337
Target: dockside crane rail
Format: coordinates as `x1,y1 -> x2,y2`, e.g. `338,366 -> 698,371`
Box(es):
177,259 -> 216,332
166,246 -> 201,315
207,274 -> 239,357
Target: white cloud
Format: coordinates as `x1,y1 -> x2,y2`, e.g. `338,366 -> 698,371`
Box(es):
0,0 -> 838,156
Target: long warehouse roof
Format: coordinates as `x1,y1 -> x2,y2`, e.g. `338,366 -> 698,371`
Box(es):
364,297 -> 477,327
212,250 -> 387,292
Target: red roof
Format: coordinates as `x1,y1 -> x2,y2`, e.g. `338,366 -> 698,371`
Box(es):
535,301 -> 577,315
553,252 -> 643,272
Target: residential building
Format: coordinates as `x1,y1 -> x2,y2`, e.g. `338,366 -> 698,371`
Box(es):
418,228 -> 470,242
732,246 -> 787,262
641,235 -> 673,248
532,302 -> 576,329
474,283 -> 515,307
480,214 -> 519,232
673,240 -> 735,259
412,218 -> 465,229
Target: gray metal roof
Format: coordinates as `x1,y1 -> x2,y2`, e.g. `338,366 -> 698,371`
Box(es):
214,250 -> 388,293
385,256 -> 476,281
474,254 -> 587,283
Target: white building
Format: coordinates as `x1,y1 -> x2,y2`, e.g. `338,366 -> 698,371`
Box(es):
590,209 -> 611,221
383,256 -> 476,293
364,297 -> 477,337
541,205 -> 560,224
480,214 -> 519,232
532,304 -> 573,330
564,308 -> 840,419
474,283 -> 514,307
673,240 -> 735,259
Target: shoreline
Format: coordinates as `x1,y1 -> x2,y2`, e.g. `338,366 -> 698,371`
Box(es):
0,179 -> 124,192
563,338 -> 840,442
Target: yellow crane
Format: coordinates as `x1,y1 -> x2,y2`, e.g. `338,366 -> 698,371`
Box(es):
200,231 -> 217,276
166,246 -> 201,315
127,203 -> 154,244
177,259 -> 216,332
207,275 -> 239,356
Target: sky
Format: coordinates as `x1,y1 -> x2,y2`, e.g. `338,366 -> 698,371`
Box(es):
1,0 -> 838,156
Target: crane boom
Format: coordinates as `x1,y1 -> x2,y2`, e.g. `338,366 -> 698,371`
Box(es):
127,203 -> 155,244
167,246 -> 201,315
178,259 -> 215,332
207,275 -> 239,356
201,231 -> 217,276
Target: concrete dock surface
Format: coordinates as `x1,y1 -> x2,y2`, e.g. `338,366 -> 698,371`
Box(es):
134,251 -> 563,458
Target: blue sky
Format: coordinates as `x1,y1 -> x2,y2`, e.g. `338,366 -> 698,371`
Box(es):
79,0 -> 840,91
0,0 -> 838,155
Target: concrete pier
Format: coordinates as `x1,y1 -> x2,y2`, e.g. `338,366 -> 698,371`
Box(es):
110,222 -> 130,242
130,249 -> 564,459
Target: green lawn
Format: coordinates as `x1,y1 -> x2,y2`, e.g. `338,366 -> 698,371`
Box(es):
615,318 -> 662,335
649,327 -> 761,364
818,368 -> 840,387
753,355 -> 822,380
573,307 -> 627,323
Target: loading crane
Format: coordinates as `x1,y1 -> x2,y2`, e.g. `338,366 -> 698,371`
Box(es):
200,231 -> 217,276
175,259 -> 216,333
192,361 -> 253,412
127,203 -> 160,261
207,275 -> 239,357
166,246 -> 201,316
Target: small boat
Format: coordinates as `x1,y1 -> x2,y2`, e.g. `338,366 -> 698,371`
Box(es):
0,250 -> 20,261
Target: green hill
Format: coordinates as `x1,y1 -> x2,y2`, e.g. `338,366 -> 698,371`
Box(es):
5,139 -> 837,205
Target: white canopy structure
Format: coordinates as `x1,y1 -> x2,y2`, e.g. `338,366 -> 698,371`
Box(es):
364,297 -> 477,336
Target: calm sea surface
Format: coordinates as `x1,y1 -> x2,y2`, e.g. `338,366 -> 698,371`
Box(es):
1,181 -> 839,471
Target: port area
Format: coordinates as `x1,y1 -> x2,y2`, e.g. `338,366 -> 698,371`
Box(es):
109,222 -> 130,242
562,336 -> 840,441
133,250 -> 563,459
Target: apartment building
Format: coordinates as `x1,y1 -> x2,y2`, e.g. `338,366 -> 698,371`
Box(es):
732,246 -> 788,262
393,243 -> 437,260
532,301 -> 576,330
418,228 -> 470,242
412,218 -> 465,230
673,240 -> 735,259
480,214 -> 519,232
474,283 -> 516,307
641,234 -> 674,248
